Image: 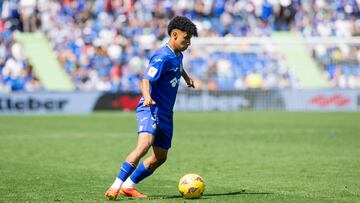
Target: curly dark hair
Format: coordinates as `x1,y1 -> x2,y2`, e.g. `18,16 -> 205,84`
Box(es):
167,16 -> 198,37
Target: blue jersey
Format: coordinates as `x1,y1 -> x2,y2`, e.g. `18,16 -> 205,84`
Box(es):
138,45 -> 183,116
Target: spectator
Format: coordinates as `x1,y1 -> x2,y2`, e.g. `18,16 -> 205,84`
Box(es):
1,0 -> 359,92
19,0 -> 37,32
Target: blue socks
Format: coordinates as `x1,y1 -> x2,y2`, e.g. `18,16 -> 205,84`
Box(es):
129,162 -> 153,183
117,162 -> 136,181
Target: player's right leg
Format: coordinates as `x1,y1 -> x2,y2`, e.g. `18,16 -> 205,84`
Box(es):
105,133 -> 154,200
125,133 -> 154,165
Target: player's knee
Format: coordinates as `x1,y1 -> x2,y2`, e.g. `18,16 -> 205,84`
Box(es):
154,155 -> 167,165
136,142 -> 152,155
150,159 -> 166,169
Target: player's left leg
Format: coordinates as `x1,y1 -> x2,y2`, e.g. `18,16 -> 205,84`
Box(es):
105,107 -> 157,200
120,147 -> 168,198
144,146 -> 168,170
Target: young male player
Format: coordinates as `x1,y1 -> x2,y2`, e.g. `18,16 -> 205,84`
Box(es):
105,16 -> 198,200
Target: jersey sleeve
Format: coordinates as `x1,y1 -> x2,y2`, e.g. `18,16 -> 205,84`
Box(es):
143,56 -> 166,82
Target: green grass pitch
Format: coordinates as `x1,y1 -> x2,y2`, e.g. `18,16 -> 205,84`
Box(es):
0,112 -> 359,202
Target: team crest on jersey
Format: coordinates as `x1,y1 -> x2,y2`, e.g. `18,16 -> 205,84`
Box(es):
170,77 -> 179,87
147,66 -> 158,78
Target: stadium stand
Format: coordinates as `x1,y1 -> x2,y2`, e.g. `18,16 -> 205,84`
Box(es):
1,0 -> 359,92
0,30 -> 43,92
313,43 -> 360,88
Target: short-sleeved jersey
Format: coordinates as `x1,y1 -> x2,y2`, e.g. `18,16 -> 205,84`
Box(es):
138,45 -> 183,116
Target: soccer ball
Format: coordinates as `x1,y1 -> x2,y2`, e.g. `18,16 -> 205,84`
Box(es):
178,174 -> 205,199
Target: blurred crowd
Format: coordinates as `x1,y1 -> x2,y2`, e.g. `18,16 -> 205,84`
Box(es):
313,44 -> 360,88
184,45 -> 300,90
0,31 -> 43,92
0,0 -> 359,92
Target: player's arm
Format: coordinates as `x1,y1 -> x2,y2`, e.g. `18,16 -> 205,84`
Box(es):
141,79 -> 156,107
181,65 -> 195,88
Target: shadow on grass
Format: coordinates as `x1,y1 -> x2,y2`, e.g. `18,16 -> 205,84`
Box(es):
148,190 -> 272,200
204,191 -> 272,197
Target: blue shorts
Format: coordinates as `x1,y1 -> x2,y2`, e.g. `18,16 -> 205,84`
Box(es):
136,106 -> 173,150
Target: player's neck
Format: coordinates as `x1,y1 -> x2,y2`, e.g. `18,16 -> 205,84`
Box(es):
167,42 -> 180,56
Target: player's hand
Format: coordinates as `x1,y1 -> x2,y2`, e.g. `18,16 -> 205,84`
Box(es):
186,78 -> 195,88
143,97 -> 156,107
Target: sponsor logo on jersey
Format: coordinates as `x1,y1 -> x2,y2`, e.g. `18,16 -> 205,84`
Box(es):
171,67 -> 179,72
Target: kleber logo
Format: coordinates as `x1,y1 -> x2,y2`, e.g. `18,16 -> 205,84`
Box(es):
309,94 -> 351,108
0,97 -> 68,111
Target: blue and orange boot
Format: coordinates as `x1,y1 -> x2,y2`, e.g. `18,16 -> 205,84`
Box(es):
105,187 -> 120,200
119,187 -> 148,198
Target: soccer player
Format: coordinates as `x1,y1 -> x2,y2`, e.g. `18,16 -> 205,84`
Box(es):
105,16 -> 198,200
